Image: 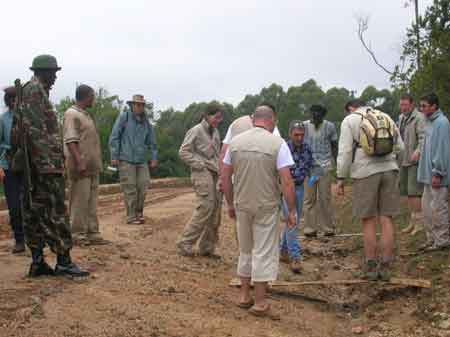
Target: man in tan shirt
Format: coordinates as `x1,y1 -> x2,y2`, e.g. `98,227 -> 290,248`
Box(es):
64,85 -> 104,245
176,103 -> 223,258
222,104 -> 296,318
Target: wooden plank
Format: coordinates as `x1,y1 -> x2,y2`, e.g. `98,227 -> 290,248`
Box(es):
229,277 -> 431,289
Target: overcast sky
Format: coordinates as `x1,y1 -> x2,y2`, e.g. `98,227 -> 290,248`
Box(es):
0,0 -> 431,111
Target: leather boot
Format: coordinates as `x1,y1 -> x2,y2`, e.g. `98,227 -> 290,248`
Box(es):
55,253 -> 90,277
29,250 -> 55,277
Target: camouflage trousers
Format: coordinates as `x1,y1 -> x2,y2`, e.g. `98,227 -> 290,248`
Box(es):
23,173 -> 72,254
177,169 -> 222,254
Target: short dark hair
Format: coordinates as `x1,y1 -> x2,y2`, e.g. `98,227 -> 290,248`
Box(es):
289,120 -> 305,133
3,86 -> 16,109
259,101 -> 277,115
75,84 -> 94,102
420,93 -> 439,109
205,102 -> 222,116
344,99 -> 365,112
310,104 -> 327,115
400,93 -> 414,103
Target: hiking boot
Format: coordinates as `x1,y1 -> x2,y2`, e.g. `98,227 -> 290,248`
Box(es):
424,243 -> 450,253
87,233 -> 110,245
55,254 -> 89,278
418,241 -> 433,251
323,229 -> 336,237
353,260 -> 378,281
29,261 -> 55,277
304,227 -> 317,238
378,261 -> 392,281
199,252 -> 221,260
280,250 -> 290,264
176,244 -> 193,257
12,241 -> 26,254
138,214 -> 145,224
290,258 -> 302,274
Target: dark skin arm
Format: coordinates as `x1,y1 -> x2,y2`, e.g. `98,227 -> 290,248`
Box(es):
331,140 -> 338,163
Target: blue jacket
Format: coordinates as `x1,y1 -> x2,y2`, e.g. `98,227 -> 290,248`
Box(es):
0,110 -> 13,169
418,110 -> 450,186
109,111 -> 157,164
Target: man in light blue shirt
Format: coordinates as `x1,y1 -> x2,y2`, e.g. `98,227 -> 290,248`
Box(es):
109,94 -> 158,224
0,87 -> 24,253
417,93 -> 450,251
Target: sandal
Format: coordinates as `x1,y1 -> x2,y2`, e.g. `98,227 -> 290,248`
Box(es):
249,305 -> 280,320
237,298 -> 254,309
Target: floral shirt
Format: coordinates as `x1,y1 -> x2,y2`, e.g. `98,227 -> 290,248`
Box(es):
287,140 -> 313,185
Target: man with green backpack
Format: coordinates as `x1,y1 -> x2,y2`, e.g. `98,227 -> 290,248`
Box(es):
336,99 -> 404,281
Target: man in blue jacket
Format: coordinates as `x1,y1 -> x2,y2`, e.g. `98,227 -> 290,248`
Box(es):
0,87 -> 24,253
109,95 -> 158,224
417,93 -> 450,252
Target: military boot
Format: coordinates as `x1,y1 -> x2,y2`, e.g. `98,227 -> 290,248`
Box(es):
12,241 -> 26,254
29,250 -> 55,277
55,253 -> 90,278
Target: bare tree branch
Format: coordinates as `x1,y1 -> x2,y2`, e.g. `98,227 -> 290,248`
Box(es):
357,16 -> 394,75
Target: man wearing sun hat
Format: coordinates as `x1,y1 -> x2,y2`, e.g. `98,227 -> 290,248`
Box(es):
109,94 -> 158,224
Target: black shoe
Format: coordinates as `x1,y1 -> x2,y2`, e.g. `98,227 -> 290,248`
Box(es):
55,262 -> 90,278
12,242 -> 26,254
28,261 -> 55,277
199,252 -> 221,260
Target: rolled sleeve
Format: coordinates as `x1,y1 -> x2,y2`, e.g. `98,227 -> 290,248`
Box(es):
63,112 -> 81,144
336,118 -> 353,178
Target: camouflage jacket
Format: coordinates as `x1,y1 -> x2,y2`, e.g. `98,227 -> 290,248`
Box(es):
10,76 -> 64,174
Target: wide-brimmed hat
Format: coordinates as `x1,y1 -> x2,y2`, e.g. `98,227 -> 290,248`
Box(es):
127,94 -> 146,105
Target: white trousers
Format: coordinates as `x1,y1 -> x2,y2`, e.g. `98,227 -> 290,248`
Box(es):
236,207 -> 280,282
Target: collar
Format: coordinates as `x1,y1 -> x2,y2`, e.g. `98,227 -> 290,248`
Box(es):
201,119 -> 214,135
72,104 -> 88,115
428,110 -> 442,121
287,139 -> 303,151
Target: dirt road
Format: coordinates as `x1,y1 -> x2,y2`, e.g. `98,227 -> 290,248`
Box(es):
0,186 -> 449,337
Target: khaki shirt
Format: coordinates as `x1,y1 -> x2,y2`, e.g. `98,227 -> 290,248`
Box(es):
63,105 -> 102,179
179,119 -> 221,173
229,127 -> 284,212
398,109 -> 425,167
337,108 -> 404,180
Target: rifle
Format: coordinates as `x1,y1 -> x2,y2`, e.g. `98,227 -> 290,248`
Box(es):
14,79 -> 33,209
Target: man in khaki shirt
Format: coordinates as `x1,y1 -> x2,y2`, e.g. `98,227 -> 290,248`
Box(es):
176,103 -> 223,258
222,105 -> 296,318
398,94 -> 425,236
64,85 -> 104,245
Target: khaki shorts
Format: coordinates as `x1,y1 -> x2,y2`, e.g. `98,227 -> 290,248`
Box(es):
352,171 -> 400,219
399,165 -> 423,197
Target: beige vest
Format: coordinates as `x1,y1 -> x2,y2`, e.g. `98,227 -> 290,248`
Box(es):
230,115 -> 253,139
229,127 -> 283,212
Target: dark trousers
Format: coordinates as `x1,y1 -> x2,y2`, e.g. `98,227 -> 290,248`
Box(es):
3,169 -> 24,243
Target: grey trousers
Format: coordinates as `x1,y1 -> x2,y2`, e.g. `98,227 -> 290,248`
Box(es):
69,175 -> 100,235
422,185 -> 450,247
119,161 -> 150,222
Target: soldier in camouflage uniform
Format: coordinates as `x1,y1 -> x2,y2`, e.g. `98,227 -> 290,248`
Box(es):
10,55 -> 89,278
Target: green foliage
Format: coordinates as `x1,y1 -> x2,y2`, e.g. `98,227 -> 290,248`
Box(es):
392,0 -> 450,112
56,81 -> 399,181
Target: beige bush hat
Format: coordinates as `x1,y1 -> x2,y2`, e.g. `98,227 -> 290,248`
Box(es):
127,94 -> 146,104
